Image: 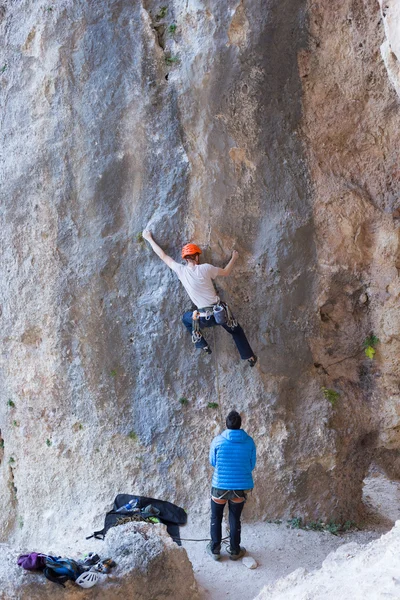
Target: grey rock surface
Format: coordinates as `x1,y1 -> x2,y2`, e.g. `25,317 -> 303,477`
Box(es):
0,0 -> 399,551
254,521 -> 400,600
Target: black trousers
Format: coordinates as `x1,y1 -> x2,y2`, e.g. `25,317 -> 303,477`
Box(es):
210,498 -> 244,554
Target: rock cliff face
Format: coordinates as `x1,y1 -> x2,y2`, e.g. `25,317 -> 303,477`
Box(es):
255,520 -> 400,600
0,0 -> 399,547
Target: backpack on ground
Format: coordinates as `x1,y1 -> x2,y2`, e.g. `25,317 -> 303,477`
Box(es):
87,494 -> 187,546
43,556 -> 84,587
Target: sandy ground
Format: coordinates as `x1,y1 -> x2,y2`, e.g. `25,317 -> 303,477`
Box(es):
182,474 -> 400,600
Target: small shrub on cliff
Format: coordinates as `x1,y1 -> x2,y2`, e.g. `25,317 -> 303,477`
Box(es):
322,387 -> 340,406
156,6 -> 168,20
307,520 -> 324,531
165,56 -> 180,65
179,397 -> 189,405
168,23 -> 177,34
127,431 -> 138,441
207,402 -> 219,409
7,399 -> 15,408
0,64 -> 7,74
136,232 -> 144,243
287,517 -> 358,535
287,517 -> 302,529
364,334 -> 379,359
343,520 -> 357,531
46,438 -> 52,447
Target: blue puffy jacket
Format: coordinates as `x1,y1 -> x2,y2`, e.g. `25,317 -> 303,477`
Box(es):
209,429 -> 256,490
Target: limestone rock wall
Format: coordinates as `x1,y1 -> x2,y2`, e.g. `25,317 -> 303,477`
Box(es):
300,0 -> 400,501
254,520 -> 400,600
0,0 -> 399,548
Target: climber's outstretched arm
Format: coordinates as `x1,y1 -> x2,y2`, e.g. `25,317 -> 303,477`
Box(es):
142,230 -> 175,268
216,250 -> 239,277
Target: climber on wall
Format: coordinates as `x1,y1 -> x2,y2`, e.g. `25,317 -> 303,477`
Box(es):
142,230 -> 257,366
207,410 -> 256,561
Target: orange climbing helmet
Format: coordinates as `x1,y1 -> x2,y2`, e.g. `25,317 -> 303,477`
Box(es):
181,243 -> 202,259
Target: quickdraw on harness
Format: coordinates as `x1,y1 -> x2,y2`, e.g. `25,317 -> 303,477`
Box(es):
224,303 -> 238,329
191,302 -> 237,344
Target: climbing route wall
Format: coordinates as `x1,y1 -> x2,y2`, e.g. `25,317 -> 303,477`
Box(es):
0,0 -> 399,546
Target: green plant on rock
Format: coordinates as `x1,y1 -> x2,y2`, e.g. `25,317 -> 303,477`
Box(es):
136,232 -> 144,243
179,397 -> 188,405
127,431 -> 137,441
12,420 -> 20,427
168,23 -> 177,34
287,516 -> 358,535
0,440 -> 4,449
1,64 -> 7,74
165,55 -> 180,65
266,519 -> 282,525
7,399 -> 15,408
287,517 -> 302,529
322,387 -> 340,407
364,334 -> 379,359
307,519 -> 325,531
207,402 -> 219,409
8,456 -> 15,464
156,6 -> 168,20
343,520 -> 357,531
110,369 -> 117,377
46,438 -> 52,447
325,520 -> 341,535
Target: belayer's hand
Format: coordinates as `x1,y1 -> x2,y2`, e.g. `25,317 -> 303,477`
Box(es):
142,230 -> 153,241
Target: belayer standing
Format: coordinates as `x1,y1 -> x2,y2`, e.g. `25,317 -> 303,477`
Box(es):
142,230 -> 257,366
207,410 -> 256,560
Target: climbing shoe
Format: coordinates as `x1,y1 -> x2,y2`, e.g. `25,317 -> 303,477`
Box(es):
202,346 -> 212,355
206,542 -> 221,561
248,356 -> 257,367
226,546 -> 246,561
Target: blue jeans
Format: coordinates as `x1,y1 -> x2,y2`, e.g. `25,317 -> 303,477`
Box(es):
210,495 -> 245,554
182,311 -> 254,360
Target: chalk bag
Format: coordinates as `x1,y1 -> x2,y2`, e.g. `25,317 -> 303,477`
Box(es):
213,304 -> 227,325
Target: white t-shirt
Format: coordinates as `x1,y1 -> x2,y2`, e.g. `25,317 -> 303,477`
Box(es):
170,262 -> 220,308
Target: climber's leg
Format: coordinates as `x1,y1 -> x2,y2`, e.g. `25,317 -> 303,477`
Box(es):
221,321 -> 255,361
182,311 -> 210,351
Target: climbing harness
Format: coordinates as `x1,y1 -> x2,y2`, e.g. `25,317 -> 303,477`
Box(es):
191,302 -> 237,344
211,490 -> 247,502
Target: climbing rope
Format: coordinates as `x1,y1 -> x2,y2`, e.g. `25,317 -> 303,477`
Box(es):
213,328 -> 221,409
172,535 -> 230,543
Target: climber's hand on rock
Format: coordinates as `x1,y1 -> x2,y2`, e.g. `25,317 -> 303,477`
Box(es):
232,250 -> 239,261
142,230 -> 153,241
